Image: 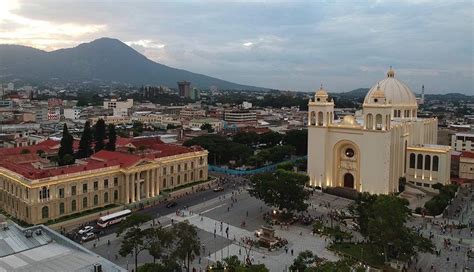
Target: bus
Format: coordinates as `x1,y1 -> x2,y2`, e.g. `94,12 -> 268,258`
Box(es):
97,209 -> 132,228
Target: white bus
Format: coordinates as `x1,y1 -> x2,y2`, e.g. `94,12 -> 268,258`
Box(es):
97,209 -> 132,228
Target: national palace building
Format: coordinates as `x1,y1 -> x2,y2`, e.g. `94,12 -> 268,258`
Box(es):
0,136 -> 208,224
307,68 -> 451,194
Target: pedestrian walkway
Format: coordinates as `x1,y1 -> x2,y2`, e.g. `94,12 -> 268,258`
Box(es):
166,210 -> 339,271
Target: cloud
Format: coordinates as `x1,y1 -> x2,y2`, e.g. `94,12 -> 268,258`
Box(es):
0,0 -> 472,93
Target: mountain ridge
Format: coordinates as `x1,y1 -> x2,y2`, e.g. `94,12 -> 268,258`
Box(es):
0,37 -> 266,90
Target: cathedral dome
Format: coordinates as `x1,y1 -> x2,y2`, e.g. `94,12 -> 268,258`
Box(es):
364,68 -> 417,108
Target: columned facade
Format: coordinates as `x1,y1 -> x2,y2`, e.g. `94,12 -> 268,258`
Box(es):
0,149 -> 208,225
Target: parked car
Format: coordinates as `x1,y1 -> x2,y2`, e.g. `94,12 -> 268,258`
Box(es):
81,232 -> 96,242
213,187 -> 224,192
166,202 -> 178,208
78,225 -> 94,235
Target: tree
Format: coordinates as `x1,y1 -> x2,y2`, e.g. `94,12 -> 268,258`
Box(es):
77,121 -> 93,158
184,135 -> 253,166
233,132 -> 259,146
214,255 -> 269,272
259,131 -> 283,147
200,123 -> 215,133
349,192 -> 377,236
94,119 -> 106,152
117,213 -> 153,272
290,250 -> 320,272
350,194 -> 434,262
147,227 -> 174,263
105,124 -> 117,151
283,129 -> 308,155
58,124 -> 74,165
248,170 -> 310,216
171,221 -> 200,272
133,121 -> 144,136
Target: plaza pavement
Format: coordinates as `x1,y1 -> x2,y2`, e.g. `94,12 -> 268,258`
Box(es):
85,187 -> 346,271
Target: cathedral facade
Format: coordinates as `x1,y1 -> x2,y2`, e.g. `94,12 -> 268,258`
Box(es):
307,68 -> 451,194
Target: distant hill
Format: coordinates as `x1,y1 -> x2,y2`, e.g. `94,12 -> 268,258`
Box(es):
0,37 -> 265,90
329,88 -> 369,101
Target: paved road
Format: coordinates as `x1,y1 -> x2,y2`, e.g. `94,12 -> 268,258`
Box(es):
67,178 -> 239,242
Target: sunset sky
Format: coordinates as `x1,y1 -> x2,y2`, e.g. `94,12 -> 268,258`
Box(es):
0,0 -> 472,93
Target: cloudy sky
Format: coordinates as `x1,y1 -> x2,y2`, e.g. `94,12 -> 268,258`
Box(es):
0,0 -> 472,93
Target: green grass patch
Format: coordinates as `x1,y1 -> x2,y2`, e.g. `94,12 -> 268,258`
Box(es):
312,221 -> 352,242
329,243 -> 385,268
424,184 -> 458,216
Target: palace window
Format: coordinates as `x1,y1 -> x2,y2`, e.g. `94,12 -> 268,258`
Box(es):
59,188 -> 65,198
424,155 -> 431,170
93,181 -> 98,190
417,154 -> 423,169
41,206 -> 49,219
114,177 -> 118,186
433,156 -> 439,171
71,200 -> 77,211
83,197 -> 88,208
93,194 -> 98,206
59,202 -> 65,215
71,185 -> 76,196
39,186 -> 49,200
114,190 -> 118,201
410,153 -> 416,168
82,183 -> 88,193
104,192 -> 109,203
104,179 -> 109,188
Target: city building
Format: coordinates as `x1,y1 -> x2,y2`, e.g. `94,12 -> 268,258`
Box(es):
63,108 -> 82,120
177,81 -> 191,97
180,108 -> 206,120
307,68 -> 451,194
224,110 -> 257,125
459,152 -> 474,180
0,136 -> 208,224
187,118 -> 224,132
451,132 -> 474,152
0,219 -> 125,271
190,88 -> 201,100
103,98 -> 133,111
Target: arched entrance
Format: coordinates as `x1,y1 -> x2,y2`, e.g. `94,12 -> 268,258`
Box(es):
343,173 -> 354,188
332,140 -> 360,191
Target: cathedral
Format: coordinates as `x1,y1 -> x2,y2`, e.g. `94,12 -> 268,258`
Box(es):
307,68 -> 451,194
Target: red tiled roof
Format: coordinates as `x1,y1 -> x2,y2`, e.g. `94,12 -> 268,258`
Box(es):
91,150 -> 142,168
0,137 -> 203,180
460,151 -> 474,159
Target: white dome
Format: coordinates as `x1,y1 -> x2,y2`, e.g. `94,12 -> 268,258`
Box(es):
364,69 -> 418,108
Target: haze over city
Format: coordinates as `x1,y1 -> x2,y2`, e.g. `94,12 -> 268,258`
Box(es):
1,0 -> 472,93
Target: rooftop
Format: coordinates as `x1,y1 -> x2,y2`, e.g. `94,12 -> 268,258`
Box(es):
0,136 -> 204,180
0,220 -> 125,271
